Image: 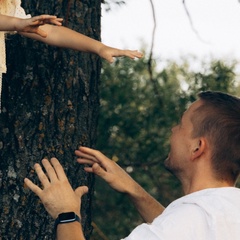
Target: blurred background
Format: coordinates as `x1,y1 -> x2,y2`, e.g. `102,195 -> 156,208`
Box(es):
102,0 -> 240,63
91,0 -> 240,239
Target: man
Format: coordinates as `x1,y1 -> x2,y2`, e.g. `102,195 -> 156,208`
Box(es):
24,91 -> 240,239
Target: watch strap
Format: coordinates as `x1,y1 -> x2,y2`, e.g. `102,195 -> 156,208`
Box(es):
54,212 -> 81,231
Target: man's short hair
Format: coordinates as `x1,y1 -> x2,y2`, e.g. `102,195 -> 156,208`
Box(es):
191,91 -> 240,183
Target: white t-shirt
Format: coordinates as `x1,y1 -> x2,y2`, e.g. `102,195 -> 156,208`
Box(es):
123,187 -> 240,240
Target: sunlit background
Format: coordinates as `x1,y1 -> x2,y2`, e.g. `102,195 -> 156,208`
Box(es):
102,0 -> 240,64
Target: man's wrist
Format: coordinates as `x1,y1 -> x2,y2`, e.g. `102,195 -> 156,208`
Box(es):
54,212 -> 81,231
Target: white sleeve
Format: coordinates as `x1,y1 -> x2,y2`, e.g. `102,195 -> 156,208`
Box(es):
0,0 -> 31,74
9,0 -> 31,19
122,203 -> 210,240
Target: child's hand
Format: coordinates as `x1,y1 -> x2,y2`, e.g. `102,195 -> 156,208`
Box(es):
17,15 -> 63,38
98,45 -> 143,63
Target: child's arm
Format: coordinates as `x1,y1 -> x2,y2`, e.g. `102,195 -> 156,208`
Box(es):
0,13 -> 142,62
20,24 -> 143,63
0,14 -> 62,37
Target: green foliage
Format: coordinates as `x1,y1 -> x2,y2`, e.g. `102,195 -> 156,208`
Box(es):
91,55 -> 239,239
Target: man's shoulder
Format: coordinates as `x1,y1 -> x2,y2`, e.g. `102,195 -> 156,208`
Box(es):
158,187 -> 240,223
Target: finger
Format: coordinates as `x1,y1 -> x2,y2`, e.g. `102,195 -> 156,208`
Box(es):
77,147 -> 104,160
75,149 -> 98,162
30,16 -> 62,27
83,163 -> 106,174
39,18 -> 63,26
92,163 -> 108,177
121,50 -> 137,59
116,50 -> 143,59
84,163 -> 112,183
78,147 -> 111,170
50,158 -> 68,181
41,159 -> 58,183
77,158 -> 95,165
83,166 -> 94,173
129,50 -> 143,58
24,178 -> 43,196
31,15 -> 57,21
55,17 -> 64,22
106,56 -> 114,63
48,18 -> 63,26
35,28 -> 47,38
75,186 -> 89,198
34,162 -> 51,188
137,51 -> 143,58
29,17 -> 53,27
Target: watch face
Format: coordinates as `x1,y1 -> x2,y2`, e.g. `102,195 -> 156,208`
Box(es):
59,212 -> 76,222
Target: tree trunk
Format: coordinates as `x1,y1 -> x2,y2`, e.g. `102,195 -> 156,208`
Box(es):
0,0 -> 101,239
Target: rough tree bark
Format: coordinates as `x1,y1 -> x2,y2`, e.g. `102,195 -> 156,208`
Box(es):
0,0 -> 101,239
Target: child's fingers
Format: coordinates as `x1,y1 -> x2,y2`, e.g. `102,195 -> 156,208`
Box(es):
30,15 -> 63,26
35,28 -> 47,38
49,18 -> 63,26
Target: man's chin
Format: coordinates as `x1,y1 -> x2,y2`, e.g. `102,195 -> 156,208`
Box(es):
164,156 -> 175,175
164,156 -> 170,168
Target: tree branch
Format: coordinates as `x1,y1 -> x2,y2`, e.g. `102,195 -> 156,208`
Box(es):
182,0 -> 209,44
148,0 -> 163,107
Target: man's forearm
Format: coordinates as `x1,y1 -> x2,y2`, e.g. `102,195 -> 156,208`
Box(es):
127,181 -> 165,223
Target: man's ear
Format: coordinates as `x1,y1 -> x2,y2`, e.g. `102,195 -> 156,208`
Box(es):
191,138 -> 207,161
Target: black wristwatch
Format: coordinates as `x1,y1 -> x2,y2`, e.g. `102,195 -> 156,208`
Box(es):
54,212 -> 81,231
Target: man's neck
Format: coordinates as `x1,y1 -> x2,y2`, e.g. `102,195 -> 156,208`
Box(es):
182,179 -> 234,195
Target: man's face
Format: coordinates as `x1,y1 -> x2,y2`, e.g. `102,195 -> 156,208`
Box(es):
164,100 -> 202,177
